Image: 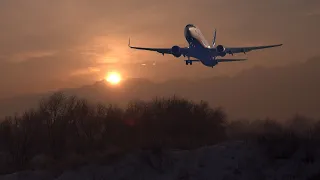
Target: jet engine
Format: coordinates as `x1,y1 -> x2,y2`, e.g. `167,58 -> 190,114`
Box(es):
216,45 -> 225,53
216,45 -> 226,57
171,45 -> 182,57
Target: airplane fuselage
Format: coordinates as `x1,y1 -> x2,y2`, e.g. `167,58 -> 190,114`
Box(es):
184,24 -> 218,67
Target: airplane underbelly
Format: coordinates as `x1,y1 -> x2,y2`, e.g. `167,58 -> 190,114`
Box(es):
189,48 -> 214,64
189,47 -> 217,67
202,58 -> 218,66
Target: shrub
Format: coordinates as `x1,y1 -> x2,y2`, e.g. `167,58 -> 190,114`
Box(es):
0,92 -> 227,174
1,92 -> 319,174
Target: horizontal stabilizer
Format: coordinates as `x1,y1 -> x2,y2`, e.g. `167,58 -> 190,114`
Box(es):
216,58 -> 247,62
184,60 -> 200,62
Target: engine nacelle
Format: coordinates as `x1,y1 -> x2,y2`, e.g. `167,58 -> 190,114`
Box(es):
171,45 -> 182,57
216,45 -> 225,53
216,45 -> 227,57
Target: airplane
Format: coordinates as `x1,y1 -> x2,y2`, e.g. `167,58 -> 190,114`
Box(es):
128,24 -> 283,68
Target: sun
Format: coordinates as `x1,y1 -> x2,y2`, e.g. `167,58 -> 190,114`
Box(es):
105,72 -> 122,85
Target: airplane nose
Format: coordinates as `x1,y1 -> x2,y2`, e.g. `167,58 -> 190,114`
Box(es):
184,26 -> 192,38
184,28 -> 188,37
184,24 -> 195,35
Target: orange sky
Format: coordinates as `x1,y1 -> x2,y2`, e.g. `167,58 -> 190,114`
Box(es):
0,0 -> 319,98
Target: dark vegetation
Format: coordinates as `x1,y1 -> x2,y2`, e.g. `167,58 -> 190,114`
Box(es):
0,92 -> 319,175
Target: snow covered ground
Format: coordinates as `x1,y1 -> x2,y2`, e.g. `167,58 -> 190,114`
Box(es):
1,140 -> 320,180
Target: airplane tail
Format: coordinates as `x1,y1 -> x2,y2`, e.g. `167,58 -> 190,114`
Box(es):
212,29 -> 217,47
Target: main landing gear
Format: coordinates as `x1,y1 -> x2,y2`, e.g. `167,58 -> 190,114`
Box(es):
186,60 -> 192,65
186,56 -> 192,65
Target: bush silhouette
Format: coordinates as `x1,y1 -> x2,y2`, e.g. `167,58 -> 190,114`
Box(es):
226,116 -> 320,162
0,92 -> 320,175
0,92 -> 227,173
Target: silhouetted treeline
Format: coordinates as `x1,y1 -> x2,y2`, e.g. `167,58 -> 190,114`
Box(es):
0,92 -> 319,174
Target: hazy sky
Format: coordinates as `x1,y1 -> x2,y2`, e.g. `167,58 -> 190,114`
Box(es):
0,0 -> 319,98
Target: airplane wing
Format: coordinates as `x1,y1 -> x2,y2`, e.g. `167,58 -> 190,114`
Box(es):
128,38 -> 188,56
224,44 -> 283,55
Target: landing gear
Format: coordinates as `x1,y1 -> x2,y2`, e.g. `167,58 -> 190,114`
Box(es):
186,60 -> 192,65
185,56 -> 192,65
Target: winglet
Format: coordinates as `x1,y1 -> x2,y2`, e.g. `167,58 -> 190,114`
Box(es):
212,29 -> 217,47
128,38 -> 131,47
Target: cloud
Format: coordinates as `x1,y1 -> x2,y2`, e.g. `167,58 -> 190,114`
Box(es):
306,9 -> 320,16
70,67 -> 101,76
8,50 -> 57,63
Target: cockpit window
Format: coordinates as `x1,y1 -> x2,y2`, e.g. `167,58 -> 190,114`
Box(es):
186,24 -> 196,28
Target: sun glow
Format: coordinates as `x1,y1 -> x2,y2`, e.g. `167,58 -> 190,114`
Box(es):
105,72 -> 122,85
